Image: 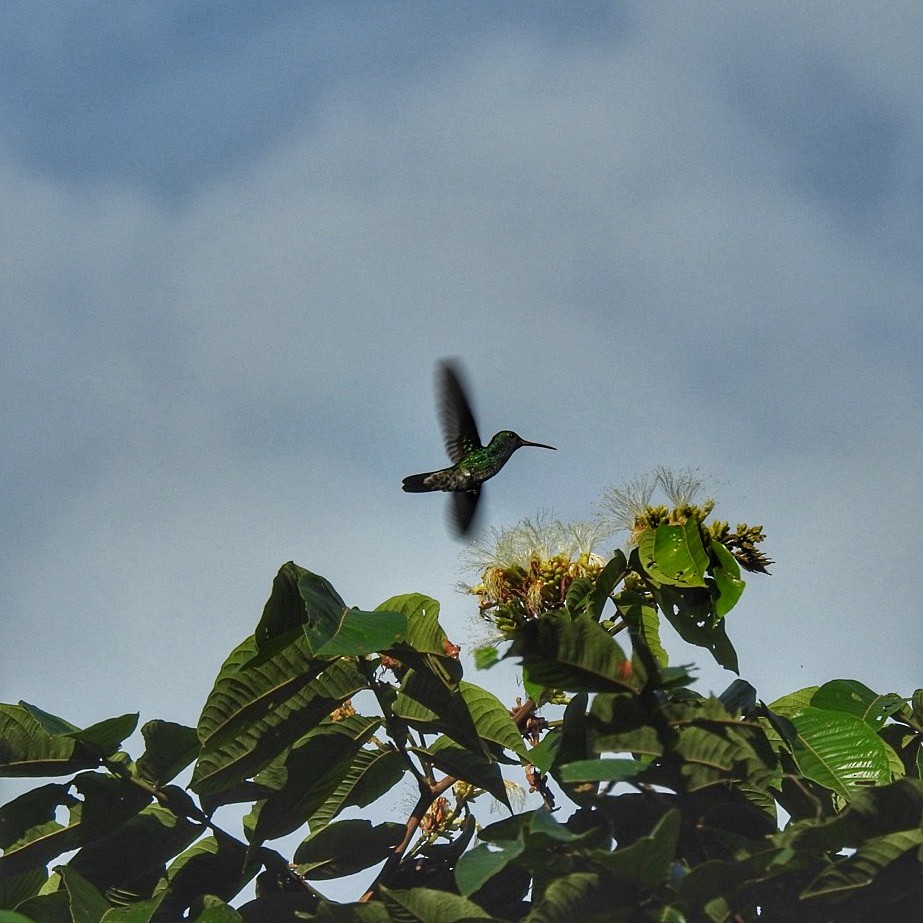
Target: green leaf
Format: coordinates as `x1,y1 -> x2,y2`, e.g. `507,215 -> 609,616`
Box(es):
802,828 -> 923,898
188,896 -> 245,923
57,866 -> 109,923
379,593 -> 447,659
307,748 -> 406,830
638,520 -> 709,588
588,551 -> 629,620
655,586 -> 739,673
284,572 -> 406,657
196,634 -> 322,752
0,912 -> 49,923
0,783 -> 80,878
789,707 -> 894,797
0,705 -> 100,778
293,819 -> 403,879
768,686 -> 819,718
601,809 -> 681,890
165,834 -> 255,912
0,867 -> 47,911
65,714 -> 139,758
254,562 -> 314,647
135,721 -> 200,786
312,608 -> 406,658
528,871 -> 610,919
247,714 -> 382,843
192,645 -> 366,795
16,703 -> 80,736
782,777 -> 923,852
810,680 -> 906,729
473,646 -> 500,670
379,886 -> 494,922
67,803 -> 201,897
709,540 -> 745,617
379,593 -> 462,688
616,590 -> 668,668
557,758 -> 647,783
455,830 -> 525,897
394,675 -> 527,760
587,693 -> 664,759
563,576 -> 596,618
506,613 -> 634,693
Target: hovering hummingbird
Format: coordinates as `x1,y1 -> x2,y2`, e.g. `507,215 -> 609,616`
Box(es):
402,360 -> 556,536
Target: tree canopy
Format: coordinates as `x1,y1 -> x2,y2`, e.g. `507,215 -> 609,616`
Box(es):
2,482 -> 921,921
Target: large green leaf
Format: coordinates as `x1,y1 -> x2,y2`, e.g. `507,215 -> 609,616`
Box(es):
638,520 -> 709,588
307,747 -> 406,830
587,693 -> 663,759
254,562 -> 314,646
196,634 -> 325,752
378,593 -> 463,688
189,896 -> 246,923
311,608 -> 406,658
164,833 -> 255,912
67,803 -> 201,896
802,828 -> 923,899
455,830 -> 525,898
789,707 -> 894,797
0,773 -> 154,879
528,871 -> 610,918
392,670 -> 484,756
589,551 -> 629,620
709,540 -> 746,617
247,714 -> 381,843
655,586 -> 739,673
296,573 -> 406,657
615,590 -> 667,668
0,705 -> 100,778
0,784 -> 80,878
255,567 -> 406,658
557,759 -> 647,784
506,613 -> 634,693
782,777 -> 923,852
600,809 -> 681,890
394,675 -> 527,760
65,714 -> 139,758
135,721 -> 200,787
810,680 -> 906,730
292,819 -> 403,879
57,866 -> 109,923
379,886 -> 494,923
192,656 -> 366,795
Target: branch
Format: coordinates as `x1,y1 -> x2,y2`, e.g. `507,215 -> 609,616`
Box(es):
358,697 -> 538,902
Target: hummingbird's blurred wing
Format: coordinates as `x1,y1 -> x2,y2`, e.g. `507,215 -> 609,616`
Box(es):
438,360 -> 482,463
450,487 -> 481,536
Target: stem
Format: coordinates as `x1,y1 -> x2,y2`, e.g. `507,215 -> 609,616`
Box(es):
358,698 -> 538,902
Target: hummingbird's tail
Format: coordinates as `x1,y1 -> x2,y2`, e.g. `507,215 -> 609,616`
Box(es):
402,472 -> 437,493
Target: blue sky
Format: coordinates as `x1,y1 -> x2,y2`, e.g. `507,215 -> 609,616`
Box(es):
2,0 -> 922,856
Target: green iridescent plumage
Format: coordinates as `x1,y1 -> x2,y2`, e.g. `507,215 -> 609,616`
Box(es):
402,360 -> 555,535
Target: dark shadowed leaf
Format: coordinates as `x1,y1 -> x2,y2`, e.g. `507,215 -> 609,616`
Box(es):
136,720 -> 200,786
506,613 -> 634,693
192,653 -> 366,795
811,680 -> 906,729
293,819 -> 403,879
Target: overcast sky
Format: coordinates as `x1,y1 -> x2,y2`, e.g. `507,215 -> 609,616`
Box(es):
3,0 -> 922,821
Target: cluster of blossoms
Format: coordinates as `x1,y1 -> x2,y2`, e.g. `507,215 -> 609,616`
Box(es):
463,515 -> 609,632
463,469 -> 772,639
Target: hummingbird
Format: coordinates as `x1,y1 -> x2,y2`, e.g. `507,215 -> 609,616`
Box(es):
402,360 -> 556,536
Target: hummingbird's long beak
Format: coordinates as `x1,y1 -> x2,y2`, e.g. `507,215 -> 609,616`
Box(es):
520,439 -> 556,450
